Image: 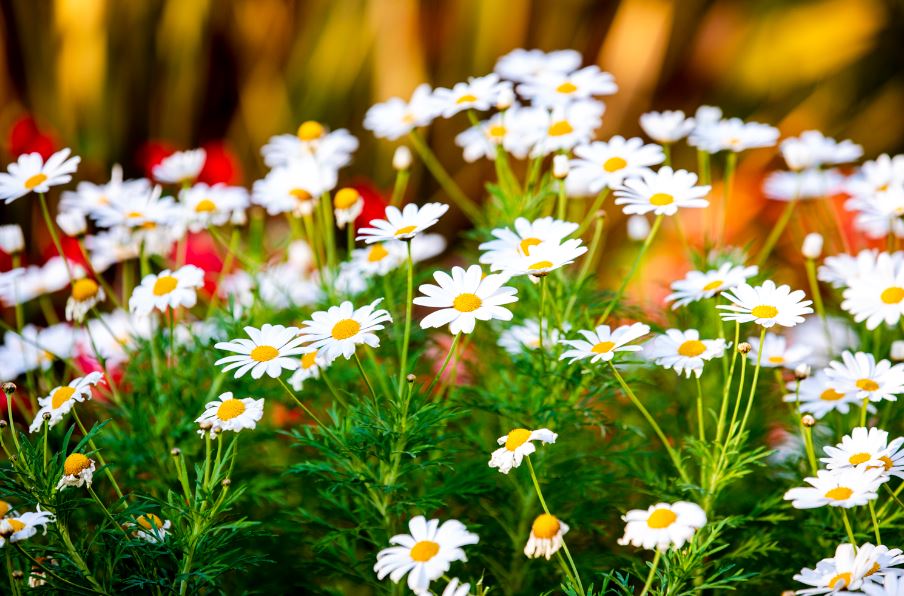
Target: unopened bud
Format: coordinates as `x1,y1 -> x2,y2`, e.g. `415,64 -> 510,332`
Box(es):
393,146 -> 412,171
42,412 -> 51,421
3,382 -> 15,395
170,447 -> 182,457
406,374 -> 416,383
199,421 -> 213,430
891,340 -> 904,362
0,224 -> 24,254
221,478 -> 231,487
801,414 -> 816,428
801,233 -> 823,260
794,364 -> 811,380
56,210 -> 87,237
782,591 -> 796,596
230,209 -> 247,226
738,342 -> 752,354
626,215 -> 650,241
552,155 -> 569,179
12,570 -> 23,580
0,420 -> 7,429
496,85 -> 515,110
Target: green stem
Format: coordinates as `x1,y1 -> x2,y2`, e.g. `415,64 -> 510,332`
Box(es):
407,131 -> 481,222
755,200 -> 798,266
718,152 -> 737,246
72,408 -> 124,500
354,352 -> 378,402
840,508 -> 857,547
695,375 -> 706,442
598,214 -> 664,323
715,321 -> 740,443
736,326 -> 767,440
860,398 -> 870,427
804,258 -> 833,353
869,501 -> 881,544
390,169 -> 410,207
640,550 -> 662,596
398,242 -> 414,393
426,333 -> 461,397
38,192 -> 74,283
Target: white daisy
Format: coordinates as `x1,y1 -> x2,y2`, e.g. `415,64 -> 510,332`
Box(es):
414,265 -> 517,335
152,148 -> 206,184
524,513 -> 570,560
56,453 -> 96,491
780,130 -> 863,171
441,577 -> 471,596
825,351 -> 904,403
784,370 -> 867,419
822,427 -> 904,479
746,333 -> 812,369
363,84 -> 443,140
29,372 -> 104,432
0,507 -> 55,545
847,186 -> 904,239
841,253 -> 904,330
496,238 -> 587,277
195,392 -> 264,438
374,515 -> 479,594
688,117 -> 779,153
643,329 -> 726,378
261,123 -> 358,170
129,265 -> 205,315
60,164 -> 150,221
763,169 -> 845,202
251,156 -> 336,217
0,224 -> 24,253
846,154 -> 904,199
433,74 -> 510,117
717,280 -> 813,328
783,466 -> 886,509
818,250 -> 895,289
333,187 -> 364,229
517,65 -> 617,107
567,136 -> 664,193
488,427 -> 557,474
479,216 -> 578,269
864,573 -> 904,596
794,543 -> 874,595
617,501 -> 707,552
65,278 -> 106,323
288,350 -> 328,391
665,263 -> 759,309
559,323 -> 650,364
91,183 -> 181,232
0,149 -> 80,204
454,106 -> 539,162
298,299 -> 393,361
128,514 -> 172,543
614,166 -> 710,216
525,101 -> 604,156
180,183 -> 249,232
357,202 -> 449,243
497,319 -> 564,355
639,110 -> 696,144
56,210 -> 87,236
214,324 -> 308,379
494,48 -> 582,83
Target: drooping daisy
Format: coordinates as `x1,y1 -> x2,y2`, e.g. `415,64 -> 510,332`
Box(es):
496,238 -> 587,277
374,515 -> 479,594
639,110 -> 696,144
689,117 -> 779,153
524,513 -> 570,559
65,278 -> 105,323
494,48 -> 582,83
128,514 -> 171,543
433,74 -> 510,117
841,254 -> 904,330
214,324 -> 308,379
666,263 -> 759,309
479,216 -> 578,269
488,428 -> 557,474
357,202 -> 449,243
56,453 -> 96,491
746,332 -> 812,369
0,507 -> 55,545
825,351 -> 904,403
497,319 -> 564,355
560,323 -> 650,364
567,136 -> 665,193
179,183 -> 249,232
822,427 -> 904,478
363,84 -> 443,140
643,329 -> 726,378
783,467 -> 886,509
195,392 -> 264,438
129,265 -> 205,315
617,501 -> 707,552
29,372 -> 104,432
333,187 -> 364,229
251,157 -> 336,217
414,265 -> 517,335
717,280 -> 813,328
288,350 -> 329,391
0,149 -> 80,204
298,299 -> 393,361
794,543 -> 874,595
152,148 -> 206,184
784,370 -> 867,419
517,65 -> 617,107
614,166 -> 710,216
780,130 -> 863,171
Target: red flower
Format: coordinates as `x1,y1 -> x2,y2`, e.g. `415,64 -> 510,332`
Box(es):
8,115 -> 56,159
352,180 -> 390,230
198,141 -> 242,185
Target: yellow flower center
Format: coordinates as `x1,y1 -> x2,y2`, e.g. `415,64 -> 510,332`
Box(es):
64,453 -> 91,475
5,519 -> 25,533
367,244 -> 390,262
152,275 -> 178,296
137,514 -> 164,531
456,94 -> 478,104
848,452 -> 871,465
25,173 -> 48,190
828,572 -> 852,589
519,237 -> 542,256
250,345 -> 279,362
768,356 -> 785,364
453,293 -> 482,312
556,81 -> 578,94
592,341 -> 615,354
194,199 -> 217,213
677,340 -> 706,357
488,124 -> 507,139
646,508 -> 677,529
824,486 -> 853,501
505,428 -> 532,451
394,225 -> 418,236
0,501 -> 9,517
856,378 -> 879,392
548,120 -> 574,137
71,279 -> 99,302
217,398 -> 246,421
649,192 -> 674,206
410,540 -> 440,562
531,513 -> 561,539
127,211 -> 144,219
879,455 -> 894,471
334,188 -> 360,209
301,351 -> 318,369
820,388 -> 845,401
290,188 -> 312,202
866,562 -> 881,577
702,280 -> 723,291
331,319 -> 361,340
881,286 -> 904,304
51,386 -> 77,409
529,260 -> 553,271
297,120 -> 325,141
603,156 -> 627,172
751,305 -> 778,319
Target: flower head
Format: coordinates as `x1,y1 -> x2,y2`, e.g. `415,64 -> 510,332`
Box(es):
298,299 -> 393,360
0,149 -> 80,204
129,265 -> 205,315
65,278 -> 106,323
746,332 -> 812,370
488,428 -> 557,474
152,148 -> 206,184
434,74 -> 510,117
617,501 -> 706,552
666,263 -> 758,309
496,238 -> 587,277
215,324 -> 308,379
0,507 -> 55,545
494,48 -> 582,83
357,203 -> 449,243
30,372 -> 104,432
639,110 -> 695,144
614,166 -> 710,216
364,84 -> 443,140
717,280 -> 813,328
822,427 -> 904,479
196,392 -> 264,438
414,265 -> 517,335
783,370 -> 866,419
784,466 -> 886,509
524,513 -> 570,559
644,329 -> 725,378
567,136 -> 664,193
56,453 -> 96,491
127,514 -> 172,543
559,323 -> 650,364
825,351 -> 904,403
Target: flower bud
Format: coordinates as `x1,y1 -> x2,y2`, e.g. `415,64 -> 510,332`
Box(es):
891,340 -> 904,362
0,420 -> 7,428
738,342 -> 752,354
801,414 -> 816,428
626,215 -> 650,241
2,382 -> 15,395
42,412 -> 51,421
221,478 -> 232,487
801,233 -> 823,260
199,421 -> 213,431
393,146 -> 412,171
56,210 -> 87,237
496,86 -> 515,110
170,447 -> 182,457
0,224 -> 24,254
552,155 -> 569,179
794,364 -> 811,380
12,570 -> 23,580
406,374 -> 416,383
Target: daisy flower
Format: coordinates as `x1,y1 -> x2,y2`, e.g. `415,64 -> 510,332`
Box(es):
357,202 -> 449,243
214,324 -> 308,379
822,427 -> 904,477
454,106 -> 538,162
0,507 -> 55,545
689,117 -> 779,153
363,83 -> 443,140
717,280 -> 813,328
90,184 -> 181,235
488,428 -> 557,474
617,501 -> 706,552
841,254 -> 904,330
825,351 -> 904,403
665,263 -> 759,309
433,73 -> 510,117
494,48 -> 582,83
780,130 -> 863,171
261,122 -> 358,170
288,350 -> 329,391
414,265 -> 517,335
524,513 -> 570,560
639,110 -> 696,144
763,169 -> 845,202
783,370 -> 867,419
152,148 -> 206,184
196,392 -> 264,438
559,323 -> 650,364
497,319 -> 564,355
818,249 -> 891,289
298,299 -> 393,361
746,332 -> 812,369
128,514 -> 171,543
441,578 -> 471,596
180,183 -> 249,232
56,210 -> 87,236
29,372 -> 104,432
567,136 -> 665,193
526,100 -> 604,156
794,543 -> 876,595
129,265 -> 205,315
251,157 -> 336,217
783,466 -> 886,509
496,238 -> 587,277
333,187 -> 364,229
56,453 -> 96,491
846,153 -> 904,199
864,573 -> 904,596
517,65 -> 617,107
373,515 -> 479,594
614,166 -> 710,216
65,278 -> 105,323
847,187 -> 904,240
0,148 -> 80,204
643,329 -> 725,378
479,216 -> 578,269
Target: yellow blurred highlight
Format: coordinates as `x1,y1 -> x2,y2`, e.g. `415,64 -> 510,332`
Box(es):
54,0 -> 107,136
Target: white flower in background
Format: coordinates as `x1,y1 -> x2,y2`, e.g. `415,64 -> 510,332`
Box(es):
784,370 -> 867,419
846,186 -> 904,240
0,148 -> 80,204
780,130 -> 863,171
60,164 -> 151,221
0,257 -> 86,306
364,83 -> 443,140
252,156 -> 336,217
817,249 -> 897,289
196,392 -> 264,438
644,329 -> 725,378
479,216 -> 578,269
689,117 -> 779,153
91,184 -> 181,233
494,48 -> 582,83
333,187 -> 364,229
129,265 -> 205,315
84,309 -> 154,366
841,252 -> 904,330
496,238 -> 587,277
56,453 -> 96,491
666,263 -> 758,309
180,183 -> 249,232
434,73 -> 511,117
374,516 -> 479,594
567,136 -> 664,193
524,514 -> 570,560
288,350 -> 328,391
152,148 -> 206,184
498,319 -> 564,355
488,427 -> 557,474
626,214 -> 651,241
746,332 -> 812,369
256,264 -> 322,309
347,234 -> 447,278
29,372 -> 104,432
614,166 -> 710,216
0,224 -> 24,253
215,324 -> 307,379
414,265 -> 517,335
261,122 -> 359,170
526,100 -> 605,156
128,514 -> 171,544
783,467 -> 886,509
0,323 -> 79,379
455,106 -> 540,162
822,427 -> 904,478
518,65 -> 617,107
299,299 -> 393,360
639,110 -> 696,144
56,210 -> 87,236
0,507 -> 55,545
788,316 -> 857,368
717,280 -> 813,328
802,233 -> 824,260
84,228 -> 140,273
357,202 -> 449,243
825,351 -> 904,403
846,153 -> 904,199
65,278 -> 106,323
559,323 -> 650,364
763,169 -> 845,202
617,501 -> 706,552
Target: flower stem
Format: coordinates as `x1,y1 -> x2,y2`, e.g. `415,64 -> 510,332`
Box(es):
598,214 -> 664,323
736,326 -> 767,440
841,508 -> 857,548
860,398 -> 870,427
426,333 -> 461,397
38,192 -> 74,283
755,199 -> 798,266
576,188 -> 610,236
353,352 -> 378,402
398,242 -> 414,393
72,408 -> 124,501
869,500 -> 882,544
715,321 -> 740,443
804,257 -> 833,352
408,131 -> 481,222
390,168 -> 410,207
640,550 -> 662,596
695,375 -> 706,442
